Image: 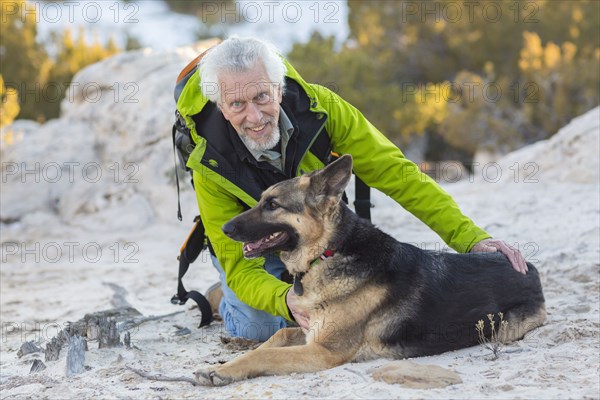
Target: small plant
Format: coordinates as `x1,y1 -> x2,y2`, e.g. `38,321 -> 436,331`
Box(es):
475,312 -> 509,360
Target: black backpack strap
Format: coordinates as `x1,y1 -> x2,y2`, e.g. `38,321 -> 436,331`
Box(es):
354,176 -> 372,220
171,122 -> 183,221
172,110 -> 198,221
170,216 -> 213,327
328,152 -> 372,221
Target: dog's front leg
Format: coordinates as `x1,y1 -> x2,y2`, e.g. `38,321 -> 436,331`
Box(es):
194,329 -> 346,386
256,327 -> 306,349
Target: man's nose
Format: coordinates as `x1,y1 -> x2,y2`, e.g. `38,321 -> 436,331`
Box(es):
245,102 -> 262,123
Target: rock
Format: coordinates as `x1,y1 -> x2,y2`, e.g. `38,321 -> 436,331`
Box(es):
499,384 -> 514,391
45,330 -> 68,362
29,359 -> 47,374
17,341 -> 42,358
1,40 -> 218,230
124,331 -> 131,349
174,327 -> 191,336
66,336 -> 86,377
371,361 -> 462,389
98,318 -> 120,349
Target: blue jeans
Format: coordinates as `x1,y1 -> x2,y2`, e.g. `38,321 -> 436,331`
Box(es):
211,255 -> 287,342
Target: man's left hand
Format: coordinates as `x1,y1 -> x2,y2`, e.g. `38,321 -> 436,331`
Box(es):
286,288 -> 310,330
471,238 -> 528,274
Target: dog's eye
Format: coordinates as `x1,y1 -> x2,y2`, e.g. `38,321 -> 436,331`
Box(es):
267,200 -> 279,210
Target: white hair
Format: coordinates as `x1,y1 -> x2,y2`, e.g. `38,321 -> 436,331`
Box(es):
199,36 -> 287,104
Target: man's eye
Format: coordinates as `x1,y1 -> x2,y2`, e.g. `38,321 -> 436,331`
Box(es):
230,101 -> 244,109
255,92 -> 270,104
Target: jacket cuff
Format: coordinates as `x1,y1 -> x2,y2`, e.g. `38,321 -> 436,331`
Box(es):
277,284 -> 294,321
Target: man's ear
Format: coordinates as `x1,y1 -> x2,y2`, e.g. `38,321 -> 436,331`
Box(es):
309,154 -> 353,200
218,102 -> 231,120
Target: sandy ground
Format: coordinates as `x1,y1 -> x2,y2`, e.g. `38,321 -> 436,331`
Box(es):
1,50 -> 598,399
2,177 -> 599,398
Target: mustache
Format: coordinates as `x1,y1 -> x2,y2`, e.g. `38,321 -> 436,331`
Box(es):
242,117 -> 276,130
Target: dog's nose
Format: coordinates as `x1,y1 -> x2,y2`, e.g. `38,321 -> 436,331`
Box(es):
222,222 -> 236,237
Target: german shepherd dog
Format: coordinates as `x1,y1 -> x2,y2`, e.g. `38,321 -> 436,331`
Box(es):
195,155 -> 546,386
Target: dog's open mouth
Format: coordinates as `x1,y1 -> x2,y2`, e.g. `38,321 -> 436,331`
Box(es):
242,231 -> 290,258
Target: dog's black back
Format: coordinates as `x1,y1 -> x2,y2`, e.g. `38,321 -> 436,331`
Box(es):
331,204 -> 545,358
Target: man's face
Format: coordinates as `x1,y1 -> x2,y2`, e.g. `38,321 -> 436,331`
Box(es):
218,64 -> 283,152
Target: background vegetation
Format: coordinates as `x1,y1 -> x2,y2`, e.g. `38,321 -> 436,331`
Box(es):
0,0 -> 121,123
1,0 -> 598,162
288,0 -> 599,161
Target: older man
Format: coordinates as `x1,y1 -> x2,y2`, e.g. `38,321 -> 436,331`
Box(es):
175,36 -> 527,341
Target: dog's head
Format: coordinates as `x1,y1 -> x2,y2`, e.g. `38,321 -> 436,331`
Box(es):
222,154 -> 353,258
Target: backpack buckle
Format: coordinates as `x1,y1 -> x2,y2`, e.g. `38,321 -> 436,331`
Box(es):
170,294 -> 184,305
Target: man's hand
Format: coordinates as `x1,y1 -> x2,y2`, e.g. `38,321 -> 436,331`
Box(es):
286,289 -> 310,330
471,238 -> 528,274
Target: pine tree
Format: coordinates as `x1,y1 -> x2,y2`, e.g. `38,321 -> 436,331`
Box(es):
290,0 -> 599,159
0,74 -> 20,129
0,0 -> 52,121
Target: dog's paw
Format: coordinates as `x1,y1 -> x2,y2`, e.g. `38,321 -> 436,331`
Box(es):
194,368 -> 234,386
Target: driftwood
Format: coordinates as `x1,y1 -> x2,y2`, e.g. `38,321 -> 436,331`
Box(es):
42,310 -> 127,366
37,306 -> 185,378
117,311 -> 184,332
19,282 -> 191,377
81,306 -> 142,340
126,365 -> 198,386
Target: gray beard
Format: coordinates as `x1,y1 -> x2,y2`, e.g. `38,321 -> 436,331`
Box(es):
240,124 -> 281,153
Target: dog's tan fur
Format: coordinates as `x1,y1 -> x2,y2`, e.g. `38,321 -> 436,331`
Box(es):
503,306 -> 547,343
261,178 -> 340,275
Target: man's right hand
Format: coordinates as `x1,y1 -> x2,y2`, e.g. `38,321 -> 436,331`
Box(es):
286,288 -> 310,330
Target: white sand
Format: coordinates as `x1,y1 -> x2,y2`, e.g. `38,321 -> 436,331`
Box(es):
1,43 -> 598,399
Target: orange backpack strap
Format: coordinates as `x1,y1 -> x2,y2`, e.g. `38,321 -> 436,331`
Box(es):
176,49 -> 209,85
174,42 -> 221,104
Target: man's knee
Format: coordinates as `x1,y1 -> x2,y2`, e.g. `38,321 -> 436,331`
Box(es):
210,255 -> 287,341
231,320 -> 283,342
225,315 -> 285,342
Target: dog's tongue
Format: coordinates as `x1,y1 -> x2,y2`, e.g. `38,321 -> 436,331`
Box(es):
243,239 -> 267,255
242,231 -> 288,258
242,237 -> 273,258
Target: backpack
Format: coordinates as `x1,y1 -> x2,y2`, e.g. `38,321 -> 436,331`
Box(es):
169,50 -> 214,328
169,51 -> 373,328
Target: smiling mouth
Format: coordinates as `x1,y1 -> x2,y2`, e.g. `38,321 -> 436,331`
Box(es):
242,231 -> 289,258
246,122 -> 271,135
250,124 -> 267,132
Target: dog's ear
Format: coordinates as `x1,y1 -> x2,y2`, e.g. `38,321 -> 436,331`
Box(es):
309,154 -> 353,200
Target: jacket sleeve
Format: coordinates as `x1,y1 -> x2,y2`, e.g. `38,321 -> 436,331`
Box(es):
316,85 -> 491,252
192,170 -> 294,320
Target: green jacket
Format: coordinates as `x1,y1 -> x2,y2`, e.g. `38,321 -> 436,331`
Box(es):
176,59 -> 491,321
